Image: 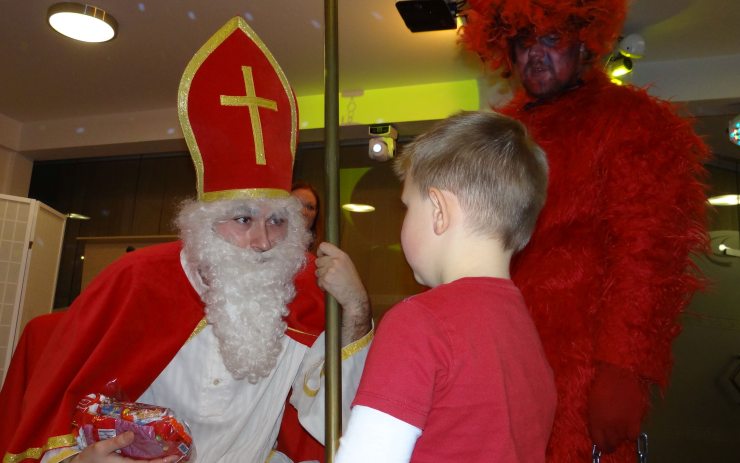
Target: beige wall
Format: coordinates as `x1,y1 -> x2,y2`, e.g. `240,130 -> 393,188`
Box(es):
0,114 -> 32,197
630,54 -> 740,103
0,148 -> 33,197
0,113 -> 21,151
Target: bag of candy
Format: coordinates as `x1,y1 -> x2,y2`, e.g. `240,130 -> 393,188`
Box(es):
73,393 -> 193,461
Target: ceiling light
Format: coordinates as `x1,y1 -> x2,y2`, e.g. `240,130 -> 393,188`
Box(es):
48,3 -> 118,43
342,204 -> 376,213
707,195 -> 740,206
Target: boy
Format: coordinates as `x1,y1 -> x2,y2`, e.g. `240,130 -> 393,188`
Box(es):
318,111 -> 556,462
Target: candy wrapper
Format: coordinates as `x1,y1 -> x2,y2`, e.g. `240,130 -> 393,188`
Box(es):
73,393 -> 194,461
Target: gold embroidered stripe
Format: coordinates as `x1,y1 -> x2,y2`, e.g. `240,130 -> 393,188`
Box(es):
3,434 -> 76,463
341,328 -> 374,361
187,317 -> 208,341
286,326 -> 319,338
201,188 -> 289,202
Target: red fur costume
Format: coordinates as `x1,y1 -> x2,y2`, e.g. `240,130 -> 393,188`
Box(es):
463,1 -> 709,461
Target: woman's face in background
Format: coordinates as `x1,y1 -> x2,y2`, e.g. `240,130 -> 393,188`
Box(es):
291,187 -> 318,230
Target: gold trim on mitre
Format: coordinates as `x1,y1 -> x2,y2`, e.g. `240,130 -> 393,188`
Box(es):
177,16 -> 298,202
201,188 -> 290,202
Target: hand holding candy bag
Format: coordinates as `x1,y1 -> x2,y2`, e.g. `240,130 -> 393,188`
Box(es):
73,393 -> 194,461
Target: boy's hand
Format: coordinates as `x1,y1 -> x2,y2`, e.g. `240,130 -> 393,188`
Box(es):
72,431 -> 180,463
315,242 -> 371,345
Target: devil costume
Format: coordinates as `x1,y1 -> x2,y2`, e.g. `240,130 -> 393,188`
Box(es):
463,1 -> 709,461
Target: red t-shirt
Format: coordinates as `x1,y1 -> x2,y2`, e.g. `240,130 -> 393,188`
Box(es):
352,277 -> 556,462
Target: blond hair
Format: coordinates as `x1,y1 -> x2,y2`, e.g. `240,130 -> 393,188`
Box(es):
394,111 -> 548,252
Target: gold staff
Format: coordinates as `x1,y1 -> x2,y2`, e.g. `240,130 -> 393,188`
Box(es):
323,0 -> 342,461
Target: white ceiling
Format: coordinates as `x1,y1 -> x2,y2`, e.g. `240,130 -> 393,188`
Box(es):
1,0 -> 739,158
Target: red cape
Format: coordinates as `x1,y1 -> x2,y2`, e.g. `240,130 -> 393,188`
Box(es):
0,241 -> 325,463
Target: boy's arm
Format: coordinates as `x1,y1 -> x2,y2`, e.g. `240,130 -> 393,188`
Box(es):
335,406 -> 421,463
332,298 -> 438,460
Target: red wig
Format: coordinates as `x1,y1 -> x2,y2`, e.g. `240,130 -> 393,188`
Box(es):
461,0 -> 627,73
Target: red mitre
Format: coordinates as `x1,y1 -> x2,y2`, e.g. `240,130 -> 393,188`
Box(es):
178,17 -> 297,202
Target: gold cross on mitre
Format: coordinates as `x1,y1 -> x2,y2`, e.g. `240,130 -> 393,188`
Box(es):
220,66 -> 278,165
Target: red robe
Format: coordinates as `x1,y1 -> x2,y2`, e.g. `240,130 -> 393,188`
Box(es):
0,241 -> 325,463
504,71 -> 709,462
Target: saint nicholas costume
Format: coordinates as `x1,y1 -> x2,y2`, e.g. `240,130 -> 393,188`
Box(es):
0,17 -> 371,463
463,1 -> 709,461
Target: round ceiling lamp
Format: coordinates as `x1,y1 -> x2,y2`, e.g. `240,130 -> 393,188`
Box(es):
48,3 -> 118,43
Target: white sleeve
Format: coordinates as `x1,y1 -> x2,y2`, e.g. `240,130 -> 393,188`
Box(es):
335,405 -> 422,463
289,330 -> 373,444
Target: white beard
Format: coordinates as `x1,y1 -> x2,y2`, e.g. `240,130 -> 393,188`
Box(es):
176,197 -> 310,383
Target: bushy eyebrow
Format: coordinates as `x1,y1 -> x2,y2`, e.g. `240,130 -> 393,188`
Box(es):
268,212 -> 286,220
229,206 -> 260,217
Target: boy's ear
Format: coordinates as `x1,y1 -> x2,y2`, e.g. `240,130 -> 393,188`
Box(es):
428,187 -> 450,236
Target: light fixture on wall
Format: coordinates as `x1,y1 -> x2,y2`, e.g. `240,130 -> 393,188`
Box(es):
368,123 -> 398,162
48,3 -> 118,43
729,114 -> 740,147
66,212 -> 91,220
342,204 -> 376,213
707,195 -> 740,206
606,34 -> 645,81
617,34 -> 646,59
606,54 -> 633,78
718,244 -> 740,258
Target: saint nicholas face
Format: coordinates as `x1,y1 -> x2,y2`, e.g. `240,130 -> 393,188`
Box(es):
213,205 -> 289,251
